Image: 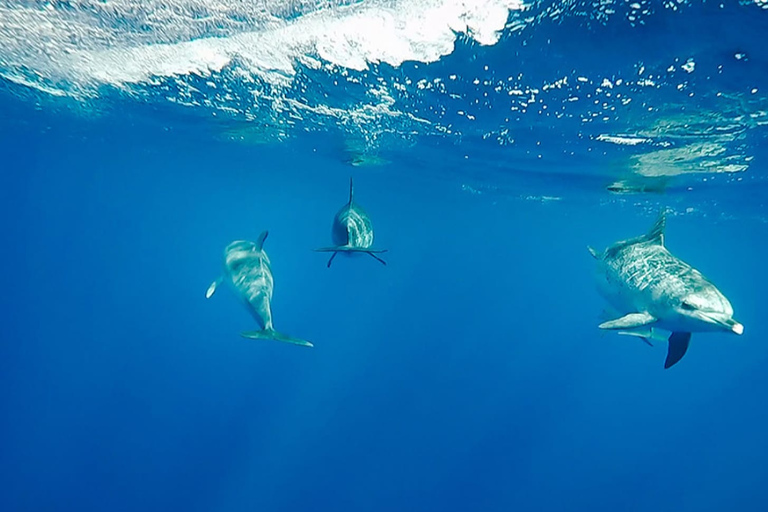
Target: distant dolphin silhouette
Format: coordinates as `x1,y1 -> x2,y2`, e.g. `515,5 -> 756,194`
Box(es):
589,211 -> 742,368
315,177 -> 387,268
207,231 -> 312,347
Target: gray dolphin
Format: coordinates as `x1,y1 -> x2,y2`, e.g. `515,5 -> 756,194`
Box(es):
206,231 -> 312,347
315,177 -> 387,268
589,211 -> 742,368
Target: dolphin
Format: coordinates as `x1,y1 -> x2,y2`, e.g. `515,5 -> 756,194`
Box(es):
315,177 -> 387,268
589,211 -> 742,368
206,231 -> 312,347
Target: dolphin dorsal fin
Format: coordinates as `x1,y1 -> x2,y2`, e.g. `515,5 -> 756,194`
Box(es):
602,209 -> 667,258
348,177 -> 355,204
256,230 -> 269,250
643,210 -> 666,246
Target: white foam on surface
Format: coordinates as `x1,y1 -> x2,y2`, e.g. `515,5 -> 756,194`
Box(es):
596,134 -> 651,146
0,0 -> 525,93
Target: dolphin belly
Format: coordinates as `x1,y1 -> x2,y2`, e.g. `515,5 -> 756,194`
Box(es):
234,274 -> 273,330
334,204 -> 374,249
226,248 -> 274,331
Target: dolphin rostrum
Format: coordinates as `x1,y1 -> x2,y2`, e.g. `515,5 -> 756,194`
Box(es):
589,211 -> 742,368
315,177 -> 387,268
206,231 -> 312,347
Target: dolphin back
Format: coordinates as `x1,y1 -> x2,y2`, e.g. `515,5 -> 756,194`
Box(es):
318,177 -> 386,267
337,205 -> 374,246
330,178 -> 375,248
604,211 -> 666,259
224,234 -> 275,329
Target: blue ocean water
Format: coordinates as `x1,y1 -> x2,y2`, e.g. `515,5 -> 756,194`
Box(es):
1,1 -> 768,511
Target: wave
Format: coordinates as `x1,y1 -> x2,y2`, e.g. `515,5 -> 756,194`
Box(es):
0,0 -> 524,94
2,0 -> 767,188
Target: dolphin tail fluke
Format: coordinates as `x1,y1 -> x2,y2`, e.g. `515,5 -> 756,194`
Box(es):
241,329 -> 313,348
664,332 -> 691,369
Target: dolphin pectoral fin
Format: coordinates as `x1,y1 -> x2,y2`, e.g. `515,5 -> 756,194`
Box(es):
618,327 -> 670,347
365,251 -> 387,265
639,337 -> 654,348
315,246 -> 387,266
665,332 -> 691,369
206,277 -> 223,299
241,329 -> 314,348
599,312 -> 656,330
313,247 -> 339,267
315,246 -> 387,253
618,329 -> 654,347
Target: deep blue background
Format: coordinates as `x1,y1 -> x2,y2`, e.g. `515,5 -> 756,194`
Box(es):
2,1 -> 768,509
1,96 -> 766,512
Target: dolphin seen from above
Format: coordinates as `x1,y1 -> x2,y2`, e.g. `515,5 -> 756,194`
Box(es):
315,177 -> 387,268
206,231 -> 312,347
589,211 -> 742,368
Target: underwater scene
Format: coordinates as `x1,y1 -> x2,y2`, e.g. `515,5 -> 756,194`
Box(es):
1,0 -> 768,511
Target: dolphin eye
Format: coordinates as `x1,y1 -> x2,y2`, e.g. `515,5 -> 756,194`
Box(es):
681,301 -> 696,311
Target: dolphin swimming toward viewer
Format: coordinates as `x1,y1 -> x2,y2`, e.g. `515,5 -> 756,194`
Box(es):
315,177 -> 387,268
589,211 -> 742,368
206,231 -> 312,347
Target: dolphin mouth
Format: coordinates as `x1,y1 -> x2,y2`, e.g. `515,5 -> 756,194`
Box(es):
698,312 -> 744,335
